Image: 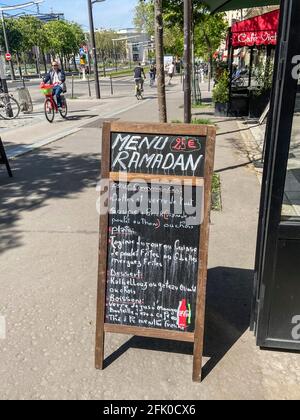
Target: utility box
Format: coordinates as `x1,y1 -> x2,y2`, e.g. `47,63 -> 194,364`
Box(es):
17,87 -> 33,114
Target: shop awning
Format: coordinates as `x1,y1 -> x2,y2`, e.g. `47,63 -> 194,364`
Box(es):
203,0 -> 280,13
231,9 -> 280,47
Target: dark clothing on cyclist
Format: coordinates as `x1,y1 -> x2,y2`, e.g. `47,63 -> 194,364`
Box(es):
134,65 -> 145,79
134,65 -> 145,92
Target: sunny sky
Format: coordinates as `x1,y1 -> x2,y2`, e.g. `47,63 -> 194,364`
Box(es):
2,0 -> 138,30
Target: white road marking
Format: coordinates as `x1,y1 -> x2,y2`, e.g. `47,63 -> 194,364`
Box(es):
7,98 -> 152,159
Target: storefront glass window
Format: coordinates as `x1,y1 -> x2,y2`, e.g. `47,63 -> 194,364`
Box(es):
282,79 -> 300,220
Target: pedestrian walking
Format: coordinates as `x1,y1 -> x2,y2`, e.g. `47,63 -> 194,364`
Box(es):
149,64 -> 156,87
167,61 -> 175,85
199,66 -> 205,84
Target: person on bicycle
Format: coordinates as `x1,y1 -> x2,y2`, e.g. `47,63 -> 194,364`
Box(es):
134,63 -> 146,95
149,64 -> 156,87
44,61 -> 66,110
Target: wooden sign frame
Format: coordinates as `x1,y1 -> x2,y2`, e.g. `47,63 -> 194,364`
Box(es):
95,121 -> 216,382
0,138 -> 12,178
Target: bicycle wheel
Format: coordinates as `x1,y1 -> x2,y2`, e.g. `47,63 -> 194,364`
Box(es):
0,95 -> 21,120
44,98 -> 55,123
59,97 -> 68,119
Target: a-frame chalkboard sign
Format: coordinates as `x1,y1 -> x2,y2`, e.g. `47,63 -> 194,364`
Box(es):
0,138 -> 12,178
95,121 -> 216,382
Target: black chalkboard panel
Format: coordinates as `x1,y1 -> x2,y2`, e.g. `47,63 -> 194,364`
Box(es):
110,132 -> 206,177
105,182 -> 202,333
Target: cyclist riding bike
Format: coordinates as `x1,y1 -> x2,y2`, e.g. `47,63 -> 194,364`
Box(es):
43,61 -> 66,110
134,63 -> 146,96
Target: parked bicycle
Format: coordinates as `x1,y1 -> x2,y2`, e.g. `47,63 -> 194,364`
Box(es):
231,69 -> 249,88
0,89 -> 21,120
40,82 -> 68,123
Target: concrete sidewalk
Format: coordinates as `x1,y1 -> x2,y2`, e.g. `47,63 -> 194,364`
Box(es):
0,80 -> 300,400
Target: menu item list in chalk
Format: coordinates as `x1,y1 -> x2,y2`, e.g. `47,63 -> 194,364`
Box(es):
105,182 -> 200,333
110,133 -> 206,177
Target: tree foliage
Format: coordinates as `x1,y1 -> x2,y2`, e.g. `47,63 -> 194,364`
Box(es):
0,18 -> 23,54
134,0 -> 228,59
44,20 -> 83,57
0,16 -> 85,58
134,0 -> 155,37
94,30 -> 126,60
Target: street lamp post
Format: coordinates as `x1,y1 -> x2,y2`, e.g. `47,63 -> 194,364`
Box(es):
87,0 -> 105,100
0,1 -> 43,82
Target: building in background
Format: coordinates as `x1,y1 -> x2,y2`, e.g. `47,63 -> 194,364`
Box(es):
225,9 -> 245,26
116,28 -> 151,63
24,12 -> 65,22
35,12 -> 65,22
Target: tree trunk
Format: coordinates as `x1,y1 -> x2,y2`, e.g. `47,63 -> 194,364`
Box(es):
208,53 -> 212,92
9,57 -> 16,81
42,52 -> 47,74
59,55 -> 64,71
23,53 -> 28,75
73,54 -> 78,72
16,52 -> 22,80
35,46 -> 40,76
154,0 -> 167,123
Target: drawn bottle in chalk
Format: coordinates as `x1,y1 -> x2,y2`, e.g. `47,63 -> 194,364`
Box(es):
177,299 -> 191,330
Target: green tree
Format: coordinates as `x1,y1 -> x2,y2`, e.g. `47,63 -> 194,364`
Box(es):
163,0 -> 227,59
163,24 -> 183,56
194,13 -> 227,61
0,18 -> 23,54
135,1 -> 227,58
0,18 -> 23,79
44,20 -> 78,60
94,30 -> 126,62
134,0 -> 155,37
15,16 -> 48,74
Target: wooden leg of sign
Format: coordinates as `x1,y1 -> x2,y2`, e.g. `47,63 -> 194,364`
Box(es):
95,203 -> 108,369
192,280 -> 206,383
95,268 -> 106,370
192,261 -> 207,382
95,123 -> 111,370
95,187 -> 109,371
193,128 -> 216,383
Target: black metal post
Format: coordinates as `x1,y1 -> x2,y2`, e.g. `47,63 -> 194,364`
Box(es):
87,74 -> 92,97
228,33 -> 234,117
248,47 -> 254,88
183,0 -> 192,123
87,0 -> 101,99
71,74 -> 74,99
110,75 -> 113,95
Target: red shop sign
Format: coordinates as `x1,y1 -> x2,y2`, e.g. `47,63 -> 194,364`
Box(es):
232,31 -> 278,47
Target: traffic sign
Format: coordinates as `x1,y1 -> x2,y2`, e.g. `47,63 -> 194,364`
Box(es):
5,53 -> 11,62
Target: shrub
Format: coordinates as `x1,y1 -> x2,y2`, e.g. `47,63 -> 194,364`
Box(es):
212,70 -> 229,104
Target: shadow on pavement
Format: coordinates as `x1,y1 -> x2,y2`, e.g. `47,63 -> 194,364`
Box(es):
0,146 -> 100,255
104,266 -> 253,380
64,114 -> 98,121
